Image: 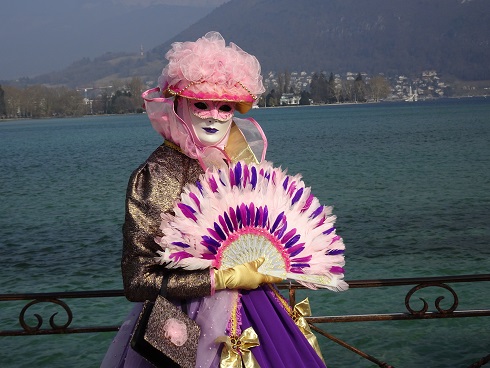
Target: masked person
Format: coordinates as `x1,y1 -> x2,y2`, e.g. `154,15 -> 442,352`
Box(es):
101,32 -> 326,368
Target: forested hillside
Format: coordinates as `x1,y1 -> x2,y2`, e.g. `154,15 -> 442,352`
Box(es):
13,0 -> 490,87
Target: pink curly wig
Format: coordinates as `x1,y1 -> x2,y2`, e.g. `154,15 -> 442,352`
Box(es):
158,31 -> 265,113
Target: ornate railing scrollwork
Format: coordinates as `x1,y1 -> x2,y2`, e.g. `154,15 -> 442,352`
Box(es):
285,274 -> 490,368
1,274 -> 489,366
0,289 -> 124,336
405,282 -> 459,316
19,298 -> 73,333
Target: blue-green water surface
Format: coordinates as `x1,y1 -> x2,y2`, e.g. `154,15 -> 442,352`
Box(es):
1,98 -> 489,367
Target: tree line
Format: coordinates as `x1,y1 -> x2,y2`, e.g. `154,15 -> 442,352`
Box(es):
262,72 -> 391,107
0,73 -> 391,119
0,77 -> 145,119
0,84 -> 88,118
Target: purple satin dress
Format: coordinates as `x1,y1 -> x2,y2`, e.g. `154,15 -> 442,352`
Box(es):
101,285 -> 326,368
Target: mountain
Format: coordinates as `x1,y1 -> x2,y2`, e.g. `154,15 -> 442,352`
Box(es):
0,1 -> 217,80
159,0 -> 490,80
10,0 -> 490,87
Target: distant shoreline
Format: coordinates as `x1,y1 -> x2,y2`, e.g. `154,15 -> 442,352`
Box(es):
1,95 -> 487,123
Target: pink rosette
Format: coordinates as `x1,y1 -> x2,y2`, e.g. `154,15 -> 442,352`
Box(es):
163,318 -> 188,347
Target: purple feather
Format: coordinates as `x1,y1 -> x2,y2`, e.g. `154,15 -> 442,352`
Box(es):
287,181 -> 297,196
316,215 -> 326,228
169,251 -> 193,262
207,228 -> 223,242
251,166 -> 257,189
291,255 -> 312,263
287,242 -> 305,257
239,203 -> 248,227
188,192 -> 201,212
310,205 -> 323,219
262,206 -> 268,228
196,180 -> 204,194
289,268 -> 305,274
207,246 -> 218,254
270,211 -> 284,233
218,215 -> 229,235
254,207 -> 261,227
224,212 -> 234,232
330,266 -> 345,274
243,164 -> 250,187
177,203 -> 197,222
201,236 -> 220,249
275,221 -> 287,239
236,205 -> 243,228
323,227 -> 335,235
214,222 -> 227,240
229,207 -> 239,230
326,249 -> 345,255
281,228 -> 297,244
282,176 -> 289,191
208,176 -> 218,192
171,241 -> 190,248
201,236 -> 219,254
218,170 -> 226,186
234,162 -> 242,187
285,234 -> 301,248
301,194 -> 314,212
202,243 -> 218,254
249,202 -> 255,227
291,263 -> 311,268
291,188 -> 304,205
229,167 -> 235,187
246,204 -> 252,226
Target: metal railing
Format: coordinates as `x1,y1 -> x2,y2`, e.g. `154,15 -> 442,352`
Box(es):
280,274 -> 490,368
1,274 -> 489,367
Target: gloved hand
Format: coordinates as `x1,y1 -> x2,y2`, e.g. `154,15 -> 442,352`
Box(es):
214,257 -> 284,290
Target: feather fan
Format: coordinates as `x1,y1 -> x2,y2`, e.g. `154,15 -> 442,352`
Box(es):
155,161 -> 348,291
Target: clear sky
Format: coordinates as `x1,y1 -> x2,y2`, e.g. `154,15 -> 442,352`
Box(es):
0,0 -> 229,81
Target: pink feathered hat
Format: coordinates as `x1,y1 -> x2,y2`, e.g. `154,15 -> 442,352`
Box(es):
158,31 -> 265,113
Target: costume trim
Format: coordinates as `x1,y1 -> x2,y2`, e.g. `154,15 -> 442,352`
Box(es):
266,285 -> 326,363
164,139 -> 184,154
216,291 -> 260,368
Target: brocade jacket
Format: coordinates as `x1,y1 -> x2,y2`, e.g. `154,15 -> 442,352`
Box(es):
121,143 -> 212,302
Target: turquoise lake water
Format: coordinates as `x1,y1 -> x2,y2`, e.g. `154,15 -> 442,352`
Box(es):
1,98 -> 489,367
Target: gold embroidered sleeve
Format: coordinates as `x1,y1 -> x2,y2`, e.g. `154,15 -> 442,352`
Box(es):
166,269 -> 212,299
121,145 -> 210,302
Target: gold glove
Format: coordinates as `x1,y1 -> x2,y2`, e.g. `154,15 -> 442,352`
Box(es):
214,257 -> 283,290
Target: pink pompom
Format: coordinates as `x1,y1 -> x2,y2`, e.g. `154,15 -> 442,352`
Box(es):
163,318 -> 188,346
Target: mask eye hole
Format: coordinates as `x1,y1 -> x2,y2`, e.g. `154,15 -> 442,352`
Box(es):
194,102 -> 208,110
219,105 -> 232,112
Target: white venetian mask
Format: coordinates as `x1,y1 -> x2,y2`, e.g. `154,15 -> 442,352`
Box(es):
183,99 -> 236,147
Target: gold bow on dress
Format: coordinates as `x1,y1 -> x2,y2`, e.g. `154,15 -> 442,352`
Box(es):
216,327 -> 260,368
291,298 -> 325,364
